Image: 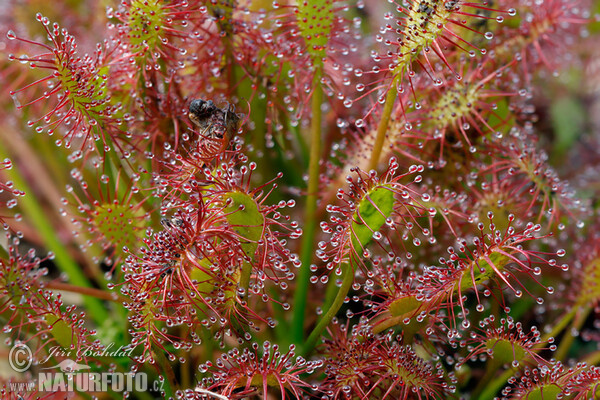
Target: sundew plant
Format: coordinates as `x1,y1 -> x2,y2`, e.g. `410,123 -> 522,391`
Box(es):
1,0 -> 600,399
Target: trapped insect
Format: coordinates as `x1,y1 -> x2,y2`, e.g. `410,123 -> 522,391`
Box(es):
188,99 -> 241,154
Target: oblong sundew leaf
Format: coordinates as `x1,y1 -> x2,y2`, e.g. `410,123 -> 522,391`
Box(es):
189,257 -> 221,297
128,0 -> 165,53
391,0 -> 459,76
45,314 -> 77,349
351,185 -> 395,251
577,258 -> 600,306
93,202 -> 145,260
223,191 -> 265,291
303,185 -> 395,353
389,295 -> 422,317
459,251 -> 511,292
297,0 -> 334,64
485,338 -> 526,365
190,257 -> 240,324
223,191 -> 264,260
185,190 -> 264,322
56,58 -> 111,125
524,384 -> 562,400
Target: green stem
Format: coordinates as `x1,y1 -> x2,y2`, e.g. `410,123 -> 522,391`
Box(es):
472,358 -> 503,399
270,286 -> 290,344
292,72 -> 324,344
554,305 -> 590,362
322,273 -> 341,315
540,306 -> 578,344
302,261 -> 353,356
179,343 -> 191,390
131,387 -> 155,400
202,326 -> 214,359
239,261 -> 251,293
111,362 -> 156,400
582,350 -> 600,366
479,367 -> 516,400
0,145 -> 108,324
368,75 -> 400,171
152,347 -> 176,398
250,86 -> 268,157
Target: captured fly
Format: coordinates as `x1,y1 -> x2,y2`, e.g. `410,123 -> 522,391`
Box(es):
188,99 -> 241,154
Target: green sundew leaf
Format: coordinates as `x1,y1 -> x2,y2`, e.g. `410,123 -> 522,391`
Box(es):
486,97 -> 513,135
486,338 -> 526,365
459,251 -> 510,292
87,65 -> 110,112
93,203 -> 145,260
224,191 -> 265,291
392,1 -> 455,76
190,258 -> 239,317
190,257 -> 238,303
351,186 -> 395,250
224,191 -> 264,257
128,0 -> 165,50
189,258 -> 215,293
45,314 -> 77,349
525,384 -> 562,400
297,0 -> 334,63
384,296 -> 429,337
591,0 -> 600,33
56,61 -> 109,113
389,295 -> 421,317
578,258 -> 600,306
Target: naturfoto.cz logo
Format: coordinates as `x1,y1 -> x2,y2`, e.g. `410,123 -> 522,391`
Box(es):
7,342 -> 162,394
